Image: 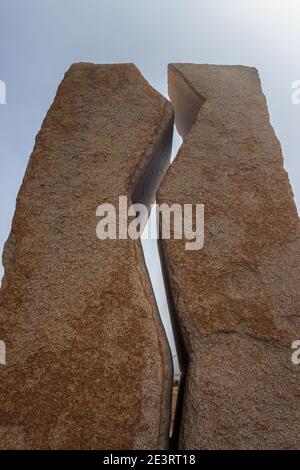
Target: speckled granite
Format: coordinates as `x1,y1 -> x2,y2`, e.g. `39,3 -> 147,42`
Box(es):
158,64 -> 300,450
0,63 -> 174,449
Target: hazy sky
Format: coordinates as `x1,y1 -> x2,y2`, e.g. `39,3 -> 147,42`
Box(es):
0,0 -> 299,372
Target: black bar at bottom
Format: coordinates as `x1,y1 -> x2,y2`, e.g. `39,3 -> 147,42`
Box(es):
0,450 -> 297,466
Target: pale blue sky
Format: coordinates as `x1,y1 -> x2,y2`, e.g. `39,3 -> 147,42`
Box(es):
0,0 -> 299,372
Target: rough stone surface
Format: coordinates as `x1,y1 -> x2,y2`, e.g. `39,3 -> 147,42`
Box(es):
0,63 -> 174,449
158,64 -> 300,450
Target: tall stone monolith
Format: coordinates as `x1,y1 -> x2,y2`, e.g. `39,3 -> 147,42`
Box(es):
158,64 -> 300,450
0,63 -> 174,449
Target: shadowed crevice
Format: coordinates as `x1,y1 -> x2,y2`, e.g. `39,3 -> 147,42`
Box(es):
131,98 -> 175,449
157,64 -> 206,449
157,236 -> 188,449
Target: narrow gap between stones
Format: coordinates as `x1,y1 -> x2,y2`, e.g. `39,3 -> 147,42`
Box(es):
142,66 -> 206,448
141,127 -> 185,448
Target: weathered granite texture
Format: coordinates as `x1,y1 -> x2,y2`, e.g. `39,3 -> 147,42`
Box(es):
158,64 -> 300,449
0,63 -> 174,449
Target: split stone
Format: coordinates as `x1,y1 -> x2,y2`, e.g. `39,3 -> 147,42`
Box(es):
0,63 -> 174,449
158,64 -> 300,450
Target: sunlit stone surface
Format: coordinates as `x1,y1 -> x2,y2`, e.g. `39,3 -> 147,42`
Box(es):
0,63 -> 174,449
158,64 -> 300,450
